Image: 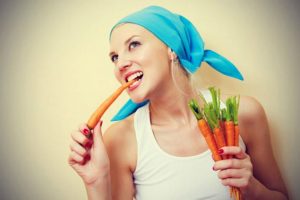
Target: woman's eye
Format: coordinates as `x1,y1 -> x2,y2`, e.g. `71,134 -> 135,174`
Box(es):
111,54 -> 118,62
129,41 -> 141,50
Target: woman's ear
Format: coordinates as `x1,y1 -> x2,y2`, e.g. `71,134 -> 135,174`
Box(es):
167,48 -> 177,61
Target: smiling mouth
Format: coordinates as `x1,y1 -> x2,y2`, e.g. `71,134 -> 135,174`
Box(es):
126,72 -> 144,82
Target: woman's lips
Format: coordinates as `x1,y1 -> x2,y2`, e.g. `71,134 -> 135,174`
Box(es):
128,77 -> 142,91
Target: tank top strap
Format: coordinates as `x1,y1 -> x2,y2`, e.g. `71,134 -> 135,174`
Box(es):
133,103 -> 150,151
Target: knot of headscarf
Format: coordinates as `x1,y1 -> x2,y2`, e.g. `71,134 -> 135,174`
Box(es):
110,6 -> 244,121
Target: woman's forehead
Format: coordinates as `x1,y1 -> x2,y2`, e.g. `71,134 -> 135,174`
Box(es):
111,24 -> 147,42
109,23 -> 156,51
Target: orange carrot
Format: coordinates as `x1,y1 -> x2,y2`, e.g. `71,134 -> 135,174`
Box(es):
87,79 -> 137,129
213,126 -> 227,159
224,120 -> 234,160
233,96 -> 240,147
225,121 -> 235,146
224,96 -> 242,200
189,99 -> 222,161
234,125 -> 239,146
198,119 -> 222,161
213,127 -> 226,149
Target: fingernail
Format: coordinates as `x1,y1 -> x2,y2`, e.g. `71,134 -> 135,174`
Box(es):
218,149 -> 224,155
85,140 -> 93,148
83,128 -> 89,135
83,154 -> 91,164
85,154 -> 91,161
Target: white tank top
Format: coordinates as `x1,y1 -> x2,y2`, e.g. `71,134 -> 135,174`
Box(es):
133,90 -> 246,200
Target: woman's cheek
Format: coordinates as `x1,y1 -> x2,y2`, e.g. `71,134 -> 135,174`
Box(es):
113,68 -> 122,83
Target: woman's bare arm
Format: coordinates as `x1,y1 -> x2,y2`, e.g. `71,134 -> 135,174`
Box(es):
238,96 -> 289,199
103,117 -> 137,200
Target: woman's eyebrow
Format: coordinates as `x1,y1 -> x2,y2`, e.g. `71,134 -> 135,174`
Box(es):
109,35 -> 140,57
124,35 -> 140,45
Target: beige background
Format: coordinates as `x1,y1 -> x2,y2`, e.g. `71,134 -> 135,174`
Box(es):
0,0 -> 299,199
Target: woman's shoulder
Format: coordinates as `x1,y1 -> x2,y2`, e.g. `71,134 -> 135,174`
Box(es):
238,95 -> 266,120
103,115 -> 135,148
103,115 -> 137,170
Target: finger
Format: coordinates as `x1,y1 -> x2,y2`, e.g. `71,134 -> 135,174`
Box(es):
69,150 -> 85,164
78,123 -> 92,139
83,154 -> 91,164
220,177 -> 249,188
218,169 -> 243,179
218,146 -> 247,159
71,131 -> 90,146
69,141 -> 88,157
93,120 -> 103,148
213,158 -> 241,171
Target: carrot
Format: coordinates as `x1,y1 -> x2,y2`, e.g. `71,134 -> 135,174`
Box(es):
213,127 -> 227,159
225,97 -> 235,147
205,87 -> 227,159
233,96 -> 240,147
224,96 -> 242,200
213,127 -> 226,149
234,125 -> 240,146
87,79 -> 137,129
225,121 -> 235,146
198,119 -> 222,161
220,108 -> 227,140
189,99 -> 222,161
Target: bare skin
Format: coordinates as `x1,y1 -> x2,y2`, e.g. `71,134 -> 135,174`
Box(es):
68,23 -> 288,200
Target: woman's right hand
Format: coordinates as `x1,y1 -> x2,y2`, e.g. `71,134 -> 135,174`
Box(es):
68,120 -> 110,185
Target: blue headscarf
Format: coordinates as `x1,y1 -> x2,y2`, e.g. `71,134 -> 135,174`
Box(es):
110,6 -> 244,121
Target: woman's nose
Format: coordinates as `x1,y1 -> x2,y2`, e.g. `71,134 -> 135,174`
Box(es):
117,57 -> 132,72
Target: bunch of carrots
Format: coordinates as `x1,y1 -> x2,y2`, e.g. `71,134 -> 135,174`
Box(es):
189,87 -> 242,200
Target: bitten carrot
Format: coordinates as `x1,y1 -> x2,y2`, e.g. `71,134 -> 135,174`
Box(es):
87,79 -> 137,129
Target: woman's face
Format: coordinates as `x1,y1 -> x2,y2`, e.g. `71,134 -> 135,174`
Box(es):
109,23 -> 172,103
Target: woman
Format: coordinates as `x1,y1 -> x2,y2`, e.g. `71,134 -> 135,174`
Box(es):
68,6 -> 288,200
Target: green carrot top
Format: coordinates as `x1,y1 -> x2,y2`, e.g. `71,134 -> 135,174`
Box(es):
188,99 -> 204,120
189,87 -> 240,126
225,96 -> 240,125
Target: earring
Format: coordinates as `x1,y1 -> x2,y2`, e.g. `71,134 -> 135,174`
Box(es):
171,51 -> 178,63
172,56 -> 178,64
171,57 -> 179,70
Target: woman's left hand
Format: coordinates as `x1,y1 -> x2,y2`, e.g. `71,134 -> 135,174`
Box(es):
213,146 -> 253,189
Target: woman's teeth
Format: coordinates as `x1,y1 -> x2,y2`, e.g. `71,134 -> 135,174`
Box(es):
127,72 -> 143,82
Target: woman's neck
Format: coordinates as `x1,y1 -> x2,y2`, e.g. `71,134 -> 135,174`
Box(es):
149,83 -> 197,127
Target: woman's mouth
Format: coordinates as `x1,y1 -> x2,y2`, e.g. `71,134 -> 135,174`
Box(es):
126,71 -> 143,91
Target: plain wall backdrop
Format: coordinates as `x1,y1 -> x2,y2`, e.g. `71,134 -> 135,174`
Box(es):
0,0 -> 299,199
